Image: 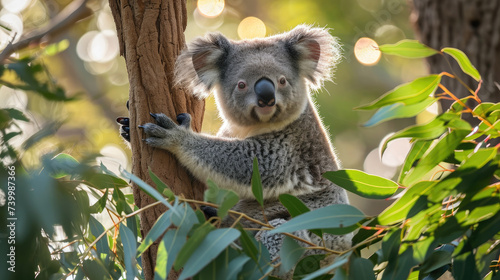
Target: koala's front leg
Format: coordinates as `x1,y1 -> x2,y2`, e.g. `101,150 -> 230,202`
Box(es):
139,113 -> 192,151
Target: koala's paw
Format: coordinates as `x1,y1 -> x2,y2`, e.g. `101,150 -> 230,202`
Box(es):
116,100 -> 130,142
139,113 -> 191,149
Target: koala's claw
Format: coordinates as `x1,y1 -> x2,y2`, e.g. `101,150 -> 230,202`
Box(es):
176,113 -> 192,128
117,116 -> 131,142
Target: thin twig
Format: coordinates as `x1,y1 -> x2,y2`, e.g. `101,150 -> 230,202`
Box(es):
0,0 -> 92,62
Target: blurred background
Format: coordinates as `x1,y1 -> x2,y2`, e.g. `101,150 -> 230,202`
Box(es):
0,0 -> 431,214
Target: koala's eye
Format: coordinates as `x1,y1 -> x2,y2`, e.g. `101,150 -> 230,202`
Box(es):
279,77 -> 287,86
237,81 -> 247,89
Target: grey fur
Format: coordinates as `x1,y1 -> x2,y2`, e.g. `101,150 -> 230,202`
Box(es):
141,25 -> 351,264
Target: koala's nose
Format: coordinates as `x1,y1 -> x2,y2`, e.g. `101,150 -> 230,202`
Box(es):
254,78 -> 276,107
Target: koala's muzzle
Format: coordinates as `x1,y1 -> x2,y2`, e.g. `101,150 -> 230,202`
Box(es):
255,78 -> 276,107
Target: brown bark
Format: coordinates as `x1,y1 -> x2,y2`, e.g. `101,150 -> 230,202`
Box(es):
410,0 -> 500,114
108,0 -> 206,279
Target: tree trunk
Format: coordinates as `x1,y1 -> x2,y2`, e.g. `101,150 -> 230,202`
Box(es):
108,0 -> 206,279
410,0 -> 500,114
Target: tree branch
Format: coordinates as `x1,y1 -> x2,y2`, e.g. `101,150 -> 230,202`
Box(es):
0,0 -> 92,62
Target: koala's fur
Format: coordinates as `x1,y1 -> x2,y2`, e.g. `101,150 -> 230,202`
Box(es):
140,25 -> 352,261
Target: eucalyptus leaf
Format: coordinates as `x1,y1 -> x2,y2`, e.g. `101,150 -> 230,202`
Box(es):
442,47 -> 481,81
379,40 -> 439,58
323,169 -> 398,199
356,75 -> 441,110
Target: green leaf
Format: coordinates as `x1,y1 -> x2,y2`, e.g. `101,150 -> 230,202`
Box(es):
348,257 -> 376,280
357,75 -> 441,110
384,119 -> 446,154
279,194 -> 323,237
323,169 -> 399,199
293,255 -> 327,279
403,129 -> 470,186
302,252 -> 351,280
43,39 -> 70,56
86,173 -> 129,189
270,204 -> 365,234
178,228 -> 241,280
420,250 -> 452,274
237,226 -> 260,263
89,216 -> 110,264
469,213 -> 500,248
137,211 -> 172,257
49,153 -> 80,178
121,168 -> 175,211
363,98 -> 437,127
89,189 -> 108,214
381,247 -> 417,280
155,228 -> 187,280
379,40 -> 439,58
154,238 -> 169,280
380,228 -> 402,262
149,168 -> 174,200
120,224 -> 138,280
442,47 -> 481,81
174,222 -> 215,270
279,236 -> 305,274
4,108 -> 29,122
204,180 -> 239,219
251,157 -> 264,206
452,248 -> 481,280
378,181 -> 437,225
398,140 -> 432,183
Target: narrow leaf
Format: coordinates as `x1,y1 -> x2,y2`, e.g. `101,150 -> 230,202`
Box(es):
379,40 -> 439,58
363,98 -> 437,127
356,75 -> 441,110
204,180 -> 239,219
174,222 -> 215,270
403,129 -> 470,186
89,189 -> 108,214
121,168 -> 175,210
120,225 -> 138,280
137,211 -> 172,257
349,257 -> 376,280
398,140 -> 432,183
156,228 -> 187,280
442,47 -> 481,81
149,168 -> 174,200
270,204 -> 365,234
378,181 -> 437,225
251,157 -> 264,206
178,228 -> 241,280
303,252 -> 351,280
323,169 -> 398,199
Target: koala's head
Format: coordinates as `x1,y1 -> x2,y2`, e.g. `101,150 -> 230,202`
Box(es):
175,25 -> 340,127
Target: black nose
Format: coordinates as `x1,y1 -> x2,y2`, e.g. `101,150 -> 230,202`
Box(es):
254,78 -> 275,107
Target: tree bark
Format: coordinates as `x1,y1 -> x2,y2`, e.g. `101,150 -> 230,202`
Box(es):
108,0 -> 206,279
410,0 -> 500,114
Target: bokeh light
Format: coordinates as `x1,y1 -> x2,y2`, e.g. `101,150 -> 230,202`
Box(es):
193,7 -> 224,30
363,149 -> 397,179
381,137 -> 411,167
1,0 -> 32,13
354,37 -> 381,66
0,13 -> 23,48
237,17 -> 266,40
197,0 -> 225,18
76,30 -> 119,63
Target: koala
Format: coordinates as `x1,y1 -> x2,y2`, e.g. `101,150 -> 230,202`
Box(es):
119,25 -> 351,262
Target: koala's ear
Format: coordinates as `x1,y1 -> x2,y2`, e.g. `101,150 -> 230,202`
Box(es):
283,25 -> 341,89
175,33 -> 231,98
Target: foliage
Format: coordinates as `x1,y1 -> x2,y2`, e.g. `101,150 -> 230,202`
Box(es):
2,36 -> 500,280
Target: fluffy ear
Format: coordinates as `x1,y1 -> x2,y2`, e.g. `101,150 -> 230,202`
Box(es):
175,32 -> 231,98
282,25 -> 341,89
